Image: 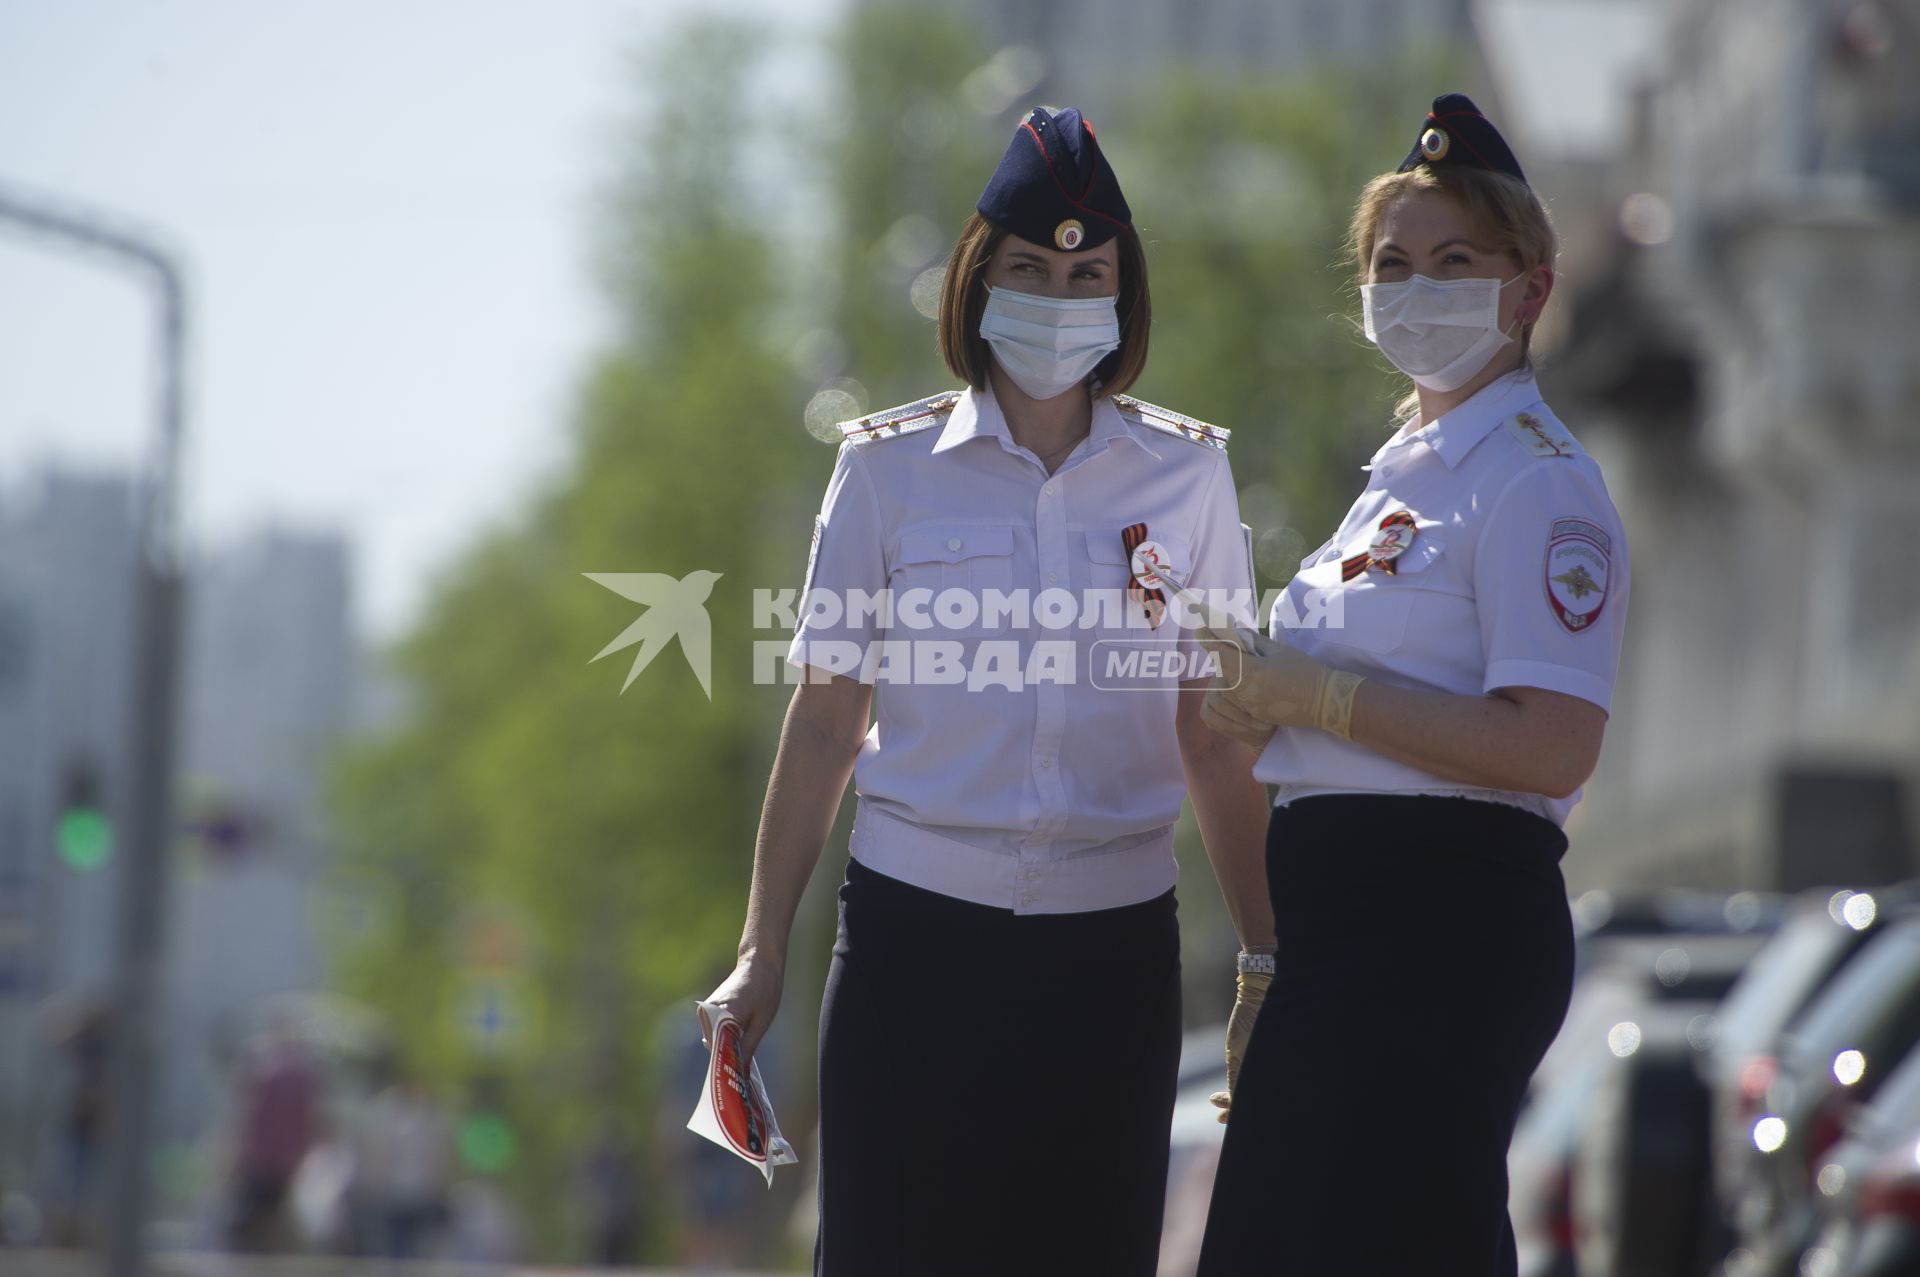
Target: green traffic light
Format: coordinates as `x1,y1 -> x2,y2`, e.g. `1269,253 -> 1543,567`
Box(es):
57,807 -> 113,871
457,1112 -> 516,1172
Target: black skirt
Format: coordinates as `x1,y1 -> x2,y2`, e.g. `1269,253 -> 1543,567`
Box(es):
1197,794 -> 1574,1277
814,856 -> 1182,1277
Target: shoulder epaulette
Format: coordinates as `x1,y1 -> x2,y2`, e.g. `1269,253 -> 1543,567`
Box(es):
1110,394 -> 1230,451
839,391 -> 962,443
1502,409 -> 1580,459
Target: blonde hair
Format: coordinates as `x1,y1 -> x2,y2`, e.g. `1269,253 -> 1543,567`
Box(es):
937,212 -> 1151,398
1346,164 -> 1557,416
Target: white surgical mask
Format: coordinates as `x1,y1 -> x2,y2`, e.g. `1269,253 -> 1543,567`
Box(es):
978,286 -> 1121,401
1361,273 -> 1523,392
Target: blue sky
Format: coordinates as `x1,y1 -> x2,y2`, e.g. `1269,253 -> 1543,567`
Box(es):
0,0 -> 842,637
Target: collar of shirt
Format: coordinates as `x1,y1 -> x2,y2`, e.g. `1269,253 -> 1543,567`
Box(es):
932,384 -> 1163,466
1364,370 -> 1543,472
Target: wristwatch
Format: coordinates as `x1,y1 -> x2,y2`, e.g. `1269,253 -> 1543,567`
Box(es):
1236,950 -> 1276,975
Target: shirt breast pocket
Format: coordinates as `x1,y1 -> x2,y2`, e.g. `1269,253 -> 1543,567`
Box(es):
1315,533 -> 1451,656
894,522 -> 1017,635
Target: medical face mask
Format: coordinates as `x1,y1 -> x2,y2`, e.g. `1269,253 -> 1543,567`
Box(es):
978,286 -> 1121,401
1361,273 -> 1524,392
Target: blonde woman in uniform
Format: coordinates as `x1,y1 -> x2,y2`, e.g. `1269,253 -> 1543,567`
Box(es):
1196,95 -> 1631,1277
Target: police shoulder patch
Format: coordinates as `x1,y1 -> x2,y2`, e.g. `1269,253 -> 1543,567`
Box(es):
1544,516 -> 1611,633
1503,409 -> 1579,459
1111,395 -> 1231,451
839,391 -> 962,443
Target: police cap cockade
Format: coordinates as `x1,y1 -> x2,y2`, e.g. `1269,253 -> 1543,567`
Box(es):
1397,93 -> 1527,186
976,106 -> 1132,253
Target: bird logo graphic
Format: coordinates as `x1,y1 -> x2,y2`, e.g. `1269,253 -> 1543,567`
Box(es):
584,570 -> 723,698
1550,564 -> 1600,601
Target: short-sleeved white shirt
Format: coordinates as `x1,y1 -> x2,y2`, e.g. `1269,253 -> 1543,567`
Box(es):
789,385 -> 1255,914
1253,371 -> 1630,826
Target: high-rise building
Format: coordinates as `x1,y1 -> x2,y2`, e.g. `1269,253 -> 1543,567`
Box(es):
0,465 -> 360,1222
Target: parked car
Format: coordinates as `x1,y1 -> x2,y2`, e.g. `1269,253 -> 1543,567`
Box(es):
1727,914 -> 1920,1276
1705,885 -> 1920,1237
1513,928 -> 1771,1277
1571,888 -> 1785,949
1568,933 -> 1773,1277
1797,1026 -> 1920,1276
1511,1052 -> 1599,1277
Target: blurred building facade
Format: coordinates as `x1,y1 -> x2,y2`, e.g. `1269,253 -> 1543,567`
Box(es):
882,0 -> 1480,119
0,465 -> 360,1227
1530,0 -> 1920,891
0,470 -> 143,1211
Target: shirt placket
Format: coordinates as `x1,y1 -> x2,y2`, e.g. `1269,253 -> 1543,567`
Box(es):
1018,470 -> 1072,912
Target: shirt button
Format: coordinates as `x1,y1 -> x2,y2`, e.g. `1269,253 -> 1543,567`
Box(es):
946,537 -> 962,551
1047,571 -> 1059,583
1021,894 -> 1036,906
1025,868 -> 1041,880
1038,757 -> 1053,769
1042,484 -> 1054,497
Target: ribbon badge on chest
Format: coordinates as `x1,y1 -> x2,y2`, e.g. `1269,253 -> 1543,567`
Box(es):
1121,522 -> 1168,628
1340,511 -> 1417,582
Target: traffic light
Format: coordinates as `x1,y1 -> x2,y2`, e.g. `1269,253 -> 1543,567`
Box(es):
456,1111 -> 517,1173
56,755 -> 113,872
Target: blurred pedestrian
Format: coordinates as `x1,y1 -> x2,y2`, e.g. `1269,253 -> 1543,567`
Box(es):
355,1065 -> 452,1259
226,1017 -> 320,1251
703,104 -> 1273,1277
1193,95 -> 1631,1276
580,1109 -> 642,1266
42,998 -> 110,1247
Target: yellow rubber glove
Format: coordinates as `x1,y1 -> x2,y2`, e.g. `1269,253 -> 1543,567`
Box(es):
1197,625 -> 1364,740
1209,969 -> 1272,1124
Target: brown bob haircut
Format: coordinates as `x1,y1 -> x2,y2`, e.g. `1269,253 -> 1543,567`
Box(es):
936,212 -> 1152,398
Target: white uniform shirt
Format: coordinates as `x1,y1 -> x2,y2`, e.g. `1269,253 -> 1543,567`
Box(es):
789,385 -> 1254,914
1254,371 -> 1629,826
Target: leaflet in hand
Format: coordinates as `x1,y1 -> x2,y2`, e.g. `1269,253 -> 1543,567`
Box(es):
687,998 -> 797,1186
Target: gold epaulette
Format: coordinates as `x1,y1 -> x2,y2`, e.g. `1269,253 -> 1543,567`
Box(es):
1502,409 -> 1580,459
1111,394 -> 1230,451
839,391 -> 963,443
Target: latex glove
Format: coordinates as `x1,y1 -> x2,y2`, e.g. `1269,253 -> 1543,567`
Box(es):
1197,624 -> 1364,740
1208,968 -> 1272,1123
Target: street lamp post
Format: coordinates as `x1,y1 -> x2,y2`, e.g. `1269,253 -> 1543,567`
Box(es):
0,182 -> 186,1277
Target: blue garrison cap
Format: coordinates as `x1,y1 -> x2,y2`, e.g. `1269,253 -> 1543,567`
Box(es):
976,106 -> 1132,253
1397,93 -> 1528,187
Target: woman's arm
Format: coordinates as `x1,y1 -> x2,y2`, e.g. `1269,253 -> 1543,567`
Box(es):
1177,678 -> 1277,951
1199,632 -> 1606,800
1345,681 -> 1605,799
705,671 -> 872,1060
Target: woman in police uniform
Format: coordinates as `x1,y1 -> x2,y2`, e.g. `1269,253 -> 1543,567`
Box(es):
702,107 -> 1275,1277
1194,96 -> 1630,1276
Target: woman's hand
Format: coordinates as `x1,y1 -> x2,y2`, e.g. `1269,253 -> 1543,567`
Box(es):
1198,626 -> 1364,741
1200,686 -> 1278,750
702,957 -> 786,1064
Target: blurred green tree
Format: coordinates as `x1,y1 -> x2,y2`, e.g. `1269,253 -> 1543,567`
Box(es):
329,17 -> 824,1261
